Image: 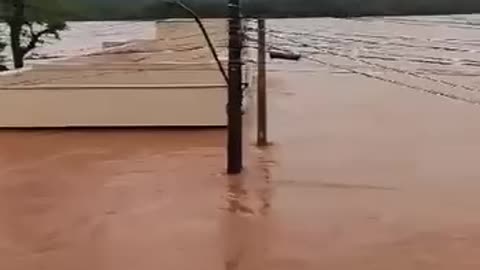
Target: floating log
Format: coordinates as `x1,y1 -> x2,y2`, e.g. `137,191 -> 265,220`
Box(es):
269,50 -> 301,61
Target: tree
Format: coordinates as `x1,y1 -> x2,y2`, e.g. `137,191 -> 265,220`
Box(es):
0,41 -> 7,71
2,0 -> 66,69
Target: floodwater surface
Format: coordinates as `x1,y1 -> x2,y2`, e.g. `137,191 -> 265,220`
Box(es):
2,16 -> 480,269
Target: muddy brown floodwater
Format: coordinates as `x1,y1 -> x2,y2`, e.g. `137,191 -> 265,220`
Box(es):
3,64 -> 480,269
0,129 -> 231,269
3,16 -> 480,270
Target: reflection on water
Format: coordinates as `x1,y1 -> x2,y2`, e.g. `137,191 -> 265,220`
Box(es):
223,177 -> 272,270
222,147 -> 274,270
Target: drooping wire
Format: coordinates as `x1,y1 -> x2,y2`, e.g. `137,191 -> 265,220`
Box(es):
268,30 -> 480,93
167,0 -> 228,84
246,25 -> 480,106
5,0 -> 230,84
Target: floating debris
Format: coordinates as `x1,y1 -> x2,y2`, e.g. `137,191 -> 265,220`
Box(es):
269,50 -> 302,61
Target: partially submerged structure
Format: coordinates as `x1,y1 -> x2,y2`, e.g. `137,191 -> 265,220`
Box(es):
0,19 -> 253,128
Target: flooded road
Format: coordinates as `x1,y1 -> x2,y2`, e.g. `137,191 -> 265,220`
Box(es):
0,130 -> 230,269
4,68 -> 480,269
2,16 -> 480,269
261,66 -> 480,269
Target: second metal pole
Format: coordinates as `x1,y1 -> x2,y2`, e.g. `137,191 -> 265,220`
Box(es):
227,0 -> 243,174
257,19 -> 267,147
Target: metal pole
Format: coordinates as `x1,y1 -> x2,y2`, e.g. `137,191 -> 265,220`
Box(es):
227,0 -> 243,174
257,19 -> 267,147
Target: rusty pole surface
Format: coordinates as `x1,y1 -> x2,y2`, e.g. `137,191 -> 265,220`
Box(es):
227,0 -> 243,174
257,19 -> 267,147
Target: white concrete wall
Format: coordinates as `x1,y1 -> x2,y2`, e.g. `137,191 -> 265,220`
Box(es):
0,85 -> 227,128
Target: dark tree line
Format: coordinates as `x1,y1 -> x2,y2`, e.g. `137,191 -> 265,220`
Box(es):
3,0 -> 480,20
241,0 -> 480,18
21,0 -> 480,19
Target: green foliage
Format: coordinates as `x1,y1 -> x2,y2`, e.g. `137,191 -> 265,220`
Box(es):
0,39 -> 5,64
16,0 -> 480,19
20,20 -> 67,52
0,0 -> 477,20
3,0 -> 480,20
0,24 -> 6,67
240,0 -> 480,18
